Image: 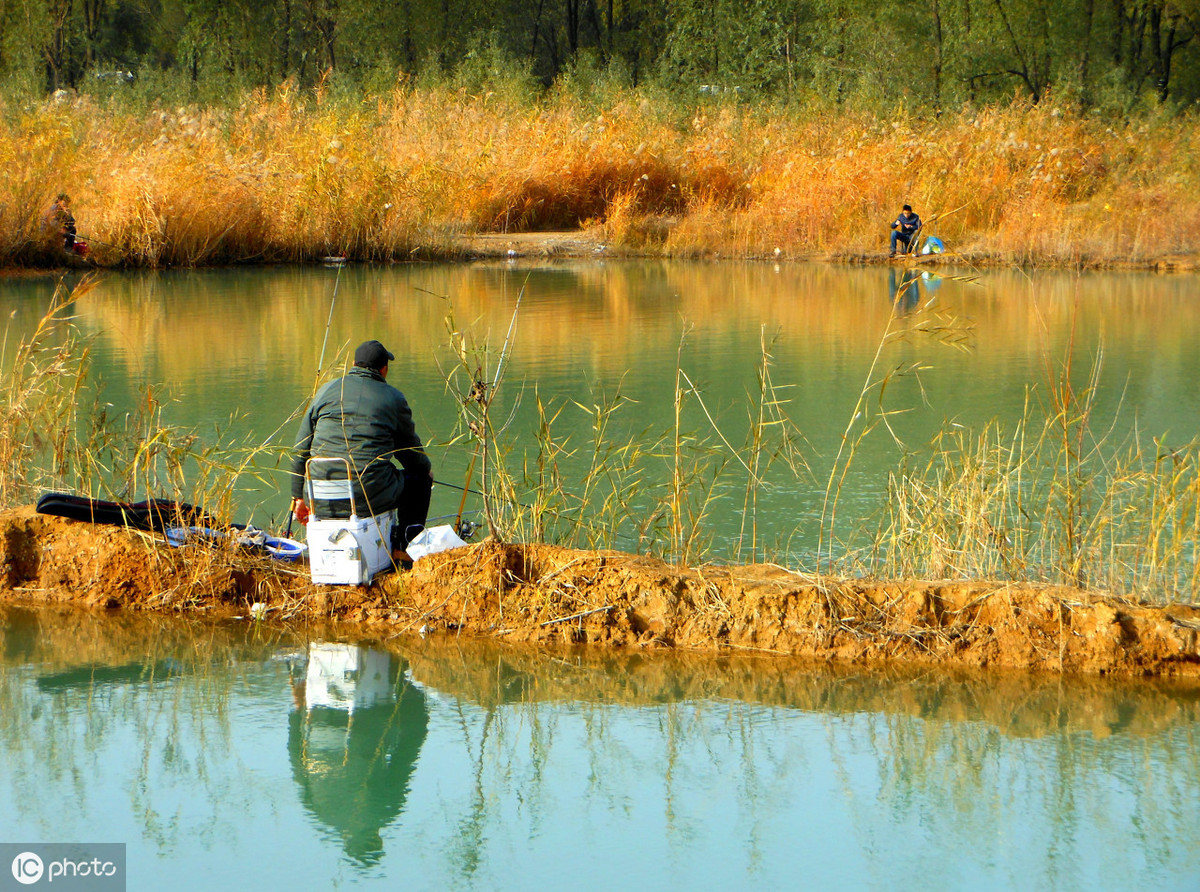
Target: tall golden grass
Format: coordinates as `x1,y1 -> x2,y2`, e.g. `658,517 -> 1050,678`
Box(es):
2,86 -> 1198,267
0,279 -> 287,521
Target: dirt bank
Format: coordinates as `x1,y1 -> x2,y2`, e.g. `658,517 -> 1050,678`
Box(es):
11,226 -> 1200,270
2,506 -> 1198,677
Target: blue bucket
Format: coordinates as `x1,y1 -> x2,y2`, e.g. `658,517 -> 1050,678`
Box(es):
265,537 -> 306,562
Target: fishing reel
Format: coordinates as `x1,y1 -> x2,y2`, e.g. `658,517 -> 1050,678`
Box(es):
456,519 -> 480,542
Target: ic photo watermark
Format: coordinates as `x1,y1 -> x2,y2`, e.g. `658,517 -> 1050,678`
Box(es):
1,845 -> 124,892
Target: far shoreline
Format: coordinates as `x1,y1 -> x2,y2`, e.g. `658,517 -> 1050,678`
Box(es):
6,229 -> 1200,274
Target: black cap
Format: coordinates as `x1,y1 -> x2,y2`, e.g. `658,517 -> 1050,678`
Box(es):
902,204 -> 912,212
353,339 -> 394,369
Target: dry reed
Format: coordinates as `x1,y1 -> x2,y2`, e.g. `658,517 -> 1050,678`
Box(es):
2,88 -> 1197,268
0,280 -> 301,588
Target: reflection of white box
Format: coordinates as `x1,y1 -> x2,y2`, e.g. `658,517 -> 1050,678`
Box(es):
305,643 -> 393,712
305,512 -> 394,585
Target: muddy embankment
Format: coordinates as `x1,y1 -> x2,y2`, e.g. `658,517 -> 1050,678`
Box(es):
2,506 -> 1199,677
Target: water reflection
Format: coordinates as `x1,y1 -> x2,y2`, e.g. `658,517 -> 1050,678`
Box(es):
887,267 -> 921,313
398,638 -> 1200,741
287,643 -> 428,866
36,659 -> 185,691
2,608 -> 1199,890
887,268 -> 946,314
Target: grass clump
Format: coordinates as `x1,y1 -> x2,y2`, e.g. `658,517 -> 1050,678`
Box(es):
871,369 -> 1200,603
0,278 -> 290,527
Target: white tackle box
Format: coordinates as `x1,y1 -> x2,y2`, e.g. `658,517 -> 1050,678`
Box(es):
303,457 -> 395,585
305,511 -> 395,585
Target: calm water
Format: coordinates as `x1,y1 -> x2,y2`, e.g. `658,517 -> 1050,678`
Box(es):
4,262 -> 1200,563
5,264 -> 1200,889
0,607 -> 1197,891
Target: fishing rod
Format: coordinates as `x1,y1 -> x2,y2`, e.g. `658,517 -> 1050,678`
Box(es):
284,263 -> 346,533
315,262 -> 344,380
433,478 -> 589,526
75,234 -> 121,251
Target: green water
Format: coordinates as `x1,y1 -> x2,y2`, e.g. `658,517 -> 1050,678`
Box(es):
5,261 -> 1199,565
4,264 -> 1200,888
1,607 -> 1197,891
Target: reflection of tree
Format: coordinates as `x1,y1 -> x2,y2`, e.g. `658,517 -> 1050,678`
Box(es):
446,704 -> 492,879
36,660 -> 183,691
288,644 -> 428,866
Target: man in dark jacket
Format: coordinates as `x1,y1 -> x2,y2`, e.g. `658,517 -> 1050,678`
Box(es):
889,204 -> 921,256
44,193 -> 77,252
290,339 -> 433,559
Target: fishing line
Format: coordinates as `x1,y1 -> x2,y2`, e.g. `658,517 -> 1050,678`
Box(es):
434,478 -> 586,526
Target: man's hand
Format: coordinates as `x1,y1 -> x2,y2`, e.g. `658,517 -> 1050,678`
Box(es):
292,498 -> 311,525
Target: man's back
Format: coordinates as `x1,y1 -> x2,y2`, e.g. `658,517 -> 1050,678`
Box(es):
293,365 -> 429,517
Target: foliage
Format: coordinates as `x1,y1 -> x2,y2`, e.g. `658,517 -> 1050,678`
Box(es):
0,0 -> 1198,110
0,279 -> 282,522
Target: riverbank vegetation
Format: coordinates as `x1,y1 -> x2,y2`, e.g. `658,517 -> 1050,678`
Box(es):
2,83 -> 1198,269
1,0 -> 1199,268
7,279 -> 1200,610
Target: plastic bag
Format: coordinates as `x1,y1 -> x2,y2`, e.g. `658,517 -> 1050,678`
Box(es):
405,524 -> 468,560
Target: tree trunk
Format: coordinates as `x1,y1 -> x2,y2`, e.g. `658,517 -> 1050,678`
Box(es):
529,0 -> 546,63
1111,0 -> 1124,68
1148,2 -> 1194,101
280,0 -> 292,79
45,0 -> 73,90
992,0 -> 1042,101
931,0 -> 944,113
586,0 -> 606,62
964,0 -> 974,103
1078,0 -> 1094,104
81,0 -> 104,69
566,0 -> 580,55
320,0 -> 337,70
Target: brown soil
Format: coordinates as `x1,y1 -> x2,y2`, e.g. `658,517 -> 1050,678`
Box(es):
456,230 -> 612,259
3,506 -> 1199,677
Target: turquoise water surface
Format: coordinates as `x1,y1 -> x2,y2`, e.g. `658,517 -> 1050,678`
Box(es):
1,607 -> 1197,891
3,261 -> 1199,568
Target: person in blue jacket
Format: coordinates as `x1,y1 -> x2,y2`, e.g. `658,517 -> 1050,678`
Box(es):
889,205 -> 922,256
